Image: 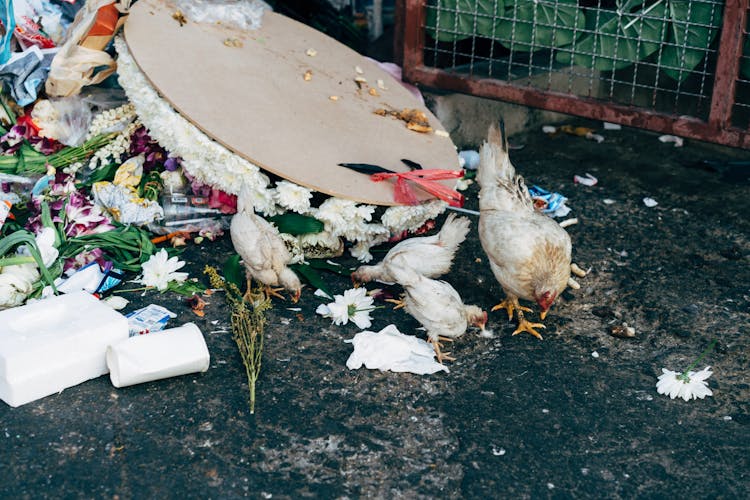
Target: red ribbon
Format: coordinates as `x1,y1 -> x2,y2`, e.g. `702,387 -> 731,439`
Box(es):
370,169 -> 465,207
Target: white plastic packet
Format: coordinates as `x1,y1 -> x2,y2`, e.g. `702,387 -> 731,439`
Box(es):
107,323 -> 210,388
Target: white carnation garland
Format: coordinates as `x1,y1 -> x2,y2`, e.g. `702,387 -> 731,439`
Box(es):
114,37 -> 446,261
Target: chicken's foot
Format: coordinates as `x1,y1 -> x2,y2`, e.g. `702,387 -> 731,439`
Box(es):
430,338 -> 456,363
264,285 -> 287,301
385,296 -> 406,309
242,277 -> 265,304
491,295 -> 532,321
512,310 -> 546,340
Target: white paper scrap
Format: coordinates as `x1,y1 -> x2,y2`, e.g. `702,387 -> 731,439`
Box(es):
573,173 -> 598,186
658,135 -> 684,147
345,324 -> 448,374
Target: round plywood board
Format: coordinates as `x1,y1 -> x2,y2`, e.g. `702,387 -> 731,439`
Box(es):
123,0 -> 461,206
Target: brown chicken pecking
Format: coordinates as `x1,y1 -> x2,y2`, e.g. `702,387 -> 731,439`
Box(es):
477,122 -> 572,339
351,213 -> 471,285
230,184 -> 302,303
386,261 -> 486,363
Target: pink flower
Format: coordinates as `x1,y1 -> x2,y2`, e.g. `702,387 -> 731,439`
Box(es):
64,203 -> 114,237
208,189 -> 237,214
63,248 -> 105,275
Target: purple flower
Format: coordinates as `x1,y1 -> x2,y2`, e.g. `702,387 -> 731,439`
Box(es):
182,169 -> 212,198
25,172 -> 114,237
0,123 -> 29,154
164,156 -> 182,171
28,135 -> 63,155
63,248 -> 106,275
129,126 -> 171,173
64,203 -> 114,237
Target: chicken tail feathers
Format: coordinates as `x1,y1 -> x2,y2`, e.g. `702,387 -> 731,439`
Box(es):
438,213 -> 471,251
478,120 -> 533,211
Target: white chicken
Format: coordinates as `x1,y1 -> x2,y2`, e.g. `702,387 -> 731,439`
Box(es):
230,184 -> 302,302
386,262 -> 486,363
351,213 -> 471,285
477,122 -> 572,339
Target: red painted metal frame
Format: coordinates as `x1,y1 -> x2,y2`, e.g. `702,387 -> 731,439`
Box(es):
397,0 -> 750,149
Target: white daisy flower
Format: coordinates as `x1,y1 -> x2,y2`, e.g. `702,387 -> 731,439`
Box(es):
275,180 -> 312,213
315,287 -> 375,329
135,249 -> 189,291
656,366 -> 714,401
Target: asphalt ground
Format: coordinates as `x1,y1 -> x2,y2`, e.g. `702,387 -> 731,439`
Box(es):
1,124 -> 748,498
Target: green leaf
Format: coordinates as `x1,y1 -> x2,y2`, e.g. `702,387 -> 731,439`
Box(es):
425,0 -> 505,42
223,253 -> 245,291
168,279 -> 207,296
497,0 -> 584,52
290,263 -> 332,298
77,162 -> 120,188
17,143 -> 48,175
306,258 -> 354,277
0,230 -> 58,290
556,0 -> 667,71
267,213 -> 324,235
660,0 -> 722,82
0,255 -> 36,267
62,225 -> 157,272
0,154 -> 19,174
46,133 -> 116,169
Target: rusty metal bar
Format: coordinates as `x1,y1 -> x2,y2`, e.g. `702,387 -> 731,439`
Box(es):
408,65 -> 750,148
401,0 -> 425,79
400,0 -> 750,149
708,0 -> 748,128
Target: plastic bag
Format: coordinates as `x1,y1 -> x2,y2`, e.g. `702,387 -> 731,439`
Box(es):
13,0 -> 67,46
31,96 -> 93,146
175,0 -> 271,31
45,0 -> 129,97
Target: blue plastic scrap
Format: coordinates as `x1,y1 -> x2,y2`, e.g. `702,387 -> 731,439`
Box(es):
0,0 -> 16,65
528,185 -> 571,217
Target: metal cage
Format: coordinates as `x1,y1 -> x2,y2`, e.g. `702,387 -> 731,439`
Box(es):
397,0 -> 750,148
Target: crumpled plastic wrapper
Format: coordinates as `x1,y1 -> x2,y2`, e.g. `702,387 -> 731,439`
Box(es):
345,324 -> 449,375
528,185 -> 571,218
92,156 -> 164,225
92,182 -> 164,225
31,97 -> 93,147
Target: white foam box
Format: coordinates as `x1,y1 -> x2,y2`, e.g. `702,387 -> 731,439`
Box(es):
0,291 -> 129,407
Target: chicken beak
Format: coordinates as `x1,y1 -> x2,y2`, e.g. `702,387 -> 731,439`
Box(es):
540,309 -> 548,320
292,290 -> 301,303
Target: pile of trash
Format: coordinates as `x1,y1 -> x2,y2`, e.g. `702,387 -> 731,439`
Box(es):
0,1 -> 258,408
0,0 -> 456,409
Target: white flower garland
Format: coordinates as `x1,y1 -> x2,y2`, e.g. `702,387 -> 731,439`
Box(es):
114,37 -> 446,261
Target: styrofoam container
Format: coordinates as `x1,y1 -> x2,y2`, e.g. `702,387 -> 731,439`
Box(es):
0,291 -> 129,407
106,322 -> 210,388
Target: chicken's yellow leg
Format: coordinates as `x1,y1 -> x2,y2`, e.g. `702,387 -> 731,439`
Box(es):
512,309 -> 546,340
385,294 -> 406,310
264,285 -> 286,301
431,338 -> 456,363
242,276 -> 255,303
491,295 -> 532,321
